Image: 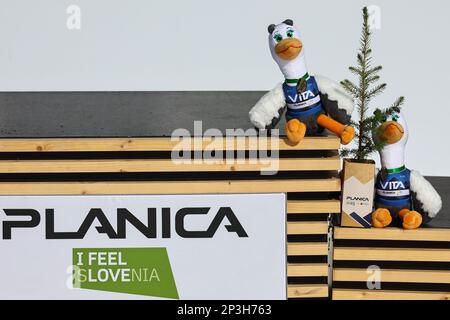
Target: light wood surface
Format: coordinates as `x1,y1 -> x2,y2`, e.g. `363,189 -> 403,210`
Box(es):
288,264 -> 329,277
287,199 -> 340,214
287,222 -> 328,235
334,227 -> 450,242
0,137 -> 340,152
0,157 -> 340,173
333,268 -> 450,284
287,243 -> 328,256
288,284 -> 328,298
333,289 -> 450,300
334,247 -> 450,262
0,178 -> 341,195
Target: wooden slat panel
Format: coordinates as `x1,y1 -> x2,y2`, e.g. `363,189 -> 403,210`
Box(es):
288,243 -> 328,256
334,247 -> 450,262
287,222 -> 328,235
288,200 -> 340,214
334,227 -> 450,242
0,137 -> 340,152
0,157 -> 340,173
334,268 -> 450,284
0,178 -> 341,195
288,263 -> 328,277
333,289 -> 450,300
288,284 -> 328,298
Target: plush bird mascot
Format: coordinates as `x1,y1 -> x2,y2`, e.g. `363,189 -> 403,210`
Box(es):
371,109 -> 442,229
249,19 -> 355,145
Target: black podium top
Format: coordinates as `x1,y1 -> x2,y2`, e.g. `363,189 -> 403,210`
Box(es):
0,91 -> 265,138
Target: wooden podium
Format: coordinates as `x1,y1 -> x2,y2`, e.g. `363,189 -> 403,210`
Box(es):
0,135 -> 341,299
332,227 -> 450,300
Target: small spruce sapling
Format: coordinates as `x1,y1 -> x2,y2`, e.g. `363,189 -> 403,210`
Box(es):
340,7 -> 405,161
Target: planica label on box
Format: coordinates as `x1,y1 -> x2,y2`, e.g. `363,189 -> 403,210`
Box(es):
341,161 -> 375,228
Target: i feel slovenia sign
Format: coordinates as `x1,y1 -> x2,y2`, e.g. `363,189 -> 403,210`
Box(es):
0,194 -> 286,300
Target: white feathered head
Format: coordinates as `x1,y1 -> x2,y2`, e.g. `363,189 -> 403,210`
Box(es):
268,19 -> 303,62
373,108 -> 409,169
375,108 -> 409,147
267,19 -> 307,79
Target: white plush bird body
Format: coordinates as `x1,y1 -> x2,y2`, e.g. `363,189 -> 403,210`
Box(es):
249,19 -> 355,145
372,110 -> 442,229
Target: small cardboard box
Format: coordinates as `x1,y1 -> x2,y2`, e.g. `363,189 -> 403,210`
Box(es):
341,159 -> 375,228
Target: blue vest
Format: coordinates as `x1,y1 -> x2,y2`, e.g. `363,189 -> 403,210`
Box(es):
284,76 -> 323,121
375,167 -> 411,209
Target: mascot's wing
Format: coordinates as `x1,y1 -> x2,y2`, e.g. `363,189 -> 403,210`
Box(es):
315,75 -> 354,125
410,170 -> 442,221
249,83 -> 286,129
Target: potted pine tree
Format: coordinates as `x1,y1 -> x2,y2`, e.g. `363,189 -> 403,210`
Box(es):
340,7 -> 405,228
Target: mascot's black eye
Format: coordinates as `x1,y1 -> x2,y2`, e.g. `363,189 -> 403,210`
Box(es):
274,34 -> 283,42
287,30 -> 294,38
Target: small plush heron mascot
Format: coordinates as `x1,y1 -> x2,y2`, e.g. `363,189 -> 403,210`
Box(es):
249,19 -> 355,145
371,110 -> 442,229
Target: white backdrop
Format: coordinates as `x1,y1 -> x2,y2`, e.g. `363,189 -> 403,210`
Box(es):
0,0 -> 448,176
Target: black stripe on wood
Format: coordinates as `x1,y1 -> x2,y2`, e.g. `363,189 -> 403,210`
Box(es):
288,277 -> 328,285
334,239 -> 450,249
287,235 -> 328,243
287,193 -> 340,200
332,260 -> 450,270
288,214 -> 330,222
0,150 -> 337,160
288,256 -> 328,264
0,171 -> 338,182
333,281 -> 450,292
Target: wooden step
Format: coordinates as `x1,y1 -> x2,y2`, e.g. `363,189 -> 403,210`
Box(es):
0,137 -> 340,152
334,227 -> 450,242
334,247 -> 450,262
287,222 -> 328,235
333,268 -> 450,283
0,157 -> 340,173
288,263 -> 328,277
288,243 -> 328,256
288,284 -> 328,299
333,289 -> 450,300
0,178 -> 341,195
288,199 -> 340,214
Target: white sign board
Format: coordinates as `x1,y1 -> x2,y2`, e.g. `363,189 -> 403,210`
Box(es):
0,194 -> 286,300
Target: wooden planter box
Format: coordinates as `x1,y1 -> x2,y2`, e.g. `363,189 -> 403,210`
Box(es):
332,227 -> 450,300
0,135 -> 341,300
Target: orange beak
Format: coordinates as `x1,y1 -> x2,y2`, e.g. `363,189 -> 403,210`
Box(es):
275,38 -> 302,60
378,121 -> 404,144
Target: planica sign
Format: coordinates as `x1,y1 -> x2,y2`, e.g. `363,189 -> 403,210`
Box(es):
0,194 -> 286,300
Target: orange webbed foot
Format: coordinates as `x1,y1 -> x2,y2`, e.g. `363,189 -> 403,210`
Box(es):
340,126 -> 355,145
402,211 -> 422,230
285,119 -> 306,145
372,208 -> 392,228
398,208 -> 410,220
